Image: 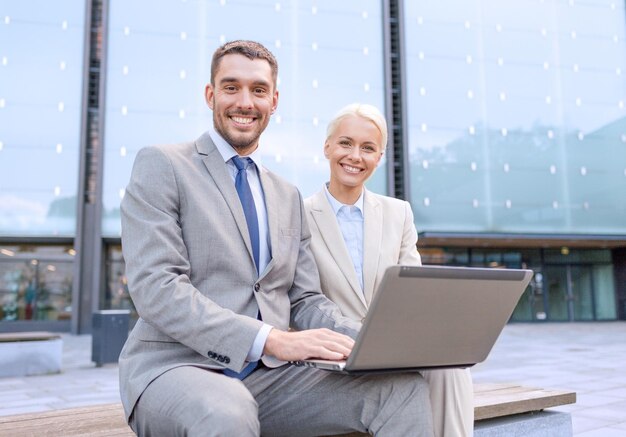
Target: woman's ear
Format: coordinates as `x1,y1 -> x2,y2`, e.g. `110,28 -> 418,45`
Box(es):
323,141 -> 331,158
376,151 -> 384,167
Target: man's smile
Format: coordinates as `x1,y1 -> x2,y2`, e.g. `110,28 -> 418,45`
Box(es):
231,115 -> 255,125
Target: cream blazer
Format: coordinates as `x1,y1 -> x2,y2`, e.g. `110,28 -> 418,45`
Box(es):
304,188 -> 422,321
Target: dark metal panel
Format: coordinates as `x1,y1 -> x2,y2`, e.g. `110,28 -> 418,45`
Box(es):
382,0 -> 410,200
382,0 -> 395,197
0,320 -> 72,333
71,0 -> 109,334
394,0 -> 411,201
0,237 -> 74,245
419,232 -> 626,249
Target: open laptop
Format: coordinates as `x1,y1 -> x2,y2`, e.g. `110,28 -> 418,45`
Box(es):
293,265 -> 533,374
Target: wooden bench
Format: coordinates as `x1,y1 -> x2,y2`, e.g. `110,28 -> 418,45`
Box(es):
0,383 -> 575,436
0,332 -> 62,378
473,383 -> 575,437
473,383 -> 575,420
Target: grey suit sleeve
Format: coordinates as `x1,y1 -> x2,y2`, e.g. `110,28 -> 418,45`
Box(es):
287,191 -> 362,338
121,146 -> 261,371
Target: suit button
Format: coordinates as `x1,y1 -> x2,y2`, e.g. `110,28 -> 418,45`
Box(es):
224,357 -> 230,364
217,355 -> 224,362
208,351 -> 215,358
254,283 -> 260,292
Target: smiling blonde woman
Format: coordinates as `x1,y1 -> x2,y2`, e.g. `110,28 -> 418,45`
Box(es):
304,103 -> 474,437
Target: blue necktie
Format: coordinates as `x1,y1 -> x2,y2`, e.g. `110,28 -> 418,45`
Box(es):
224,156 -> 260,380
223,358 -> 258,380
231,156 -> 260,272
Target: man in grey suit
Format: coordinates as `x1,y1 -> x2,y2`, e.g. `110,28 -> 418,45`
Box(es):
119,40 -> 434,437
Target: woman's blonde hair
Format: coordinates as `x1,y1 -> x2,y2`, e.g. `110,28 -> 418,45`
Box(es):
326,103 -> 388,150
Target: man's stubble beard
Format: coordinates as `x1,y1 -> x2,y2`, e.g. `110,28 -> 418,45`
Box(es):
213,112 -> 263,153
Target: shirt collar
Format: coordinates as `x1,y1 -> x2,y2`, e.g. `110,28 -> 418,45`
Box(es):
323,183 -> 364,216
208,126 -> 264,169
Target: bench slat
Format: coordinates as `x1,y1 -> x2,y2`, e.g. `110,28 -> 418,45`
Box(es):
0,404 -> 133,437
0,332 -> 61,343
0,383 -> 576,436
474,383 -> 576,421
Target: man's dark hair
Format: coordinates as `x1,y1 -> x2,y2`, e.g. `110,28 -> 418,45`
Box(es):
211,40 -> 278,87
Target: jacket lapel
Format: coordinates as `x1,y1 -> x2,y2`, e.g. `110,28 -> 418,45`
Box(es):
362,190 -> 382,306
195,133 -> 256,269
258,168 -> 277,280
309,190 -> 367,308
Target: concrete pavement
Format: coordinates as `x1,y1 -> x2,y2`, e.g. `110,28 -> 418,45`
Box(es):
0,322 -> 625,436
472,322 -> 626,437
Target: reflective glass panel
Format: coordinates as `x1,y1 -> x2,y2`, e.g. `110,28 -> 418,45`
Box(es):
0,1 -> 85,236
404,0 -> 626,234
593,264 -> 617,320
104,244 -> 134,313
102,0 -> 386,236
0,245 -> 75,321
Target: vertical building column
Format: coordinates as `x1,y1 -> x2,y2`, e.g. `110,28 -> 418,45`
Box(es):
72,0 -> 109,334
612,248 -> 626,320
382,0 -> 410,200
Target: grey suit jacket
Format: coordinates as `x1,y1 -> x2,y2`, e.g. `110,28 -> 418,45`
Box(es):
304,188 -> 422,321
118,133 -> 360,420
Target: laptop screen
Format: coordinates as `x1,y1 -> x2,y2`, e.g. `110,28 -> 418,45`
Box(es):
343,265 -> 533,372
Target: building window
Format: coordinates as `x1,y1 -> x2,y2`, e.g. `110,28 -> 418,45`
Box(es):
104,244 -> 134,314
403,0 -> 626,234
419,246 -> 617,322
0,2 -> 86,236
0,245 -> 74,321
102,0 -> 387,237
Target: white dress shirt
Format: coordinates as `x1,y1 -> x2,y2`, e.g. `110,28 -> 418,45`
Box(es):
208,127 -> 272,362
323,183 -> 365,295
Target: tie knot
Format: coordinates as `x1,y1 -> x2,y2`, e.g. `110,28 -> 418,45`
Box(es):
231,156 -> 252,171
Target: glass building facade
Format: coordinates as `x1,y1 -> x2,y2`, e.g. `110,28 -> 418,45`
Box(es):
0,1 -> 85,236
404,0 -> 626,234
1,0 -> 625,332
102,0 -> 386,235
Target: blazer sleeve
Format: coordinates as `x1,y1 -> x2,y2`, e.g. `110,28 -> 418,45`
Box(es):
398,201 -> 422,267
121,146 -> 261,371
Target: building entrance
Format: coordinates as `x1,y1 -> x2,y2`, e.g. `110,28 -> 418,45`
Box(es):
541,265 -> 595,321
420,247 -> 618,322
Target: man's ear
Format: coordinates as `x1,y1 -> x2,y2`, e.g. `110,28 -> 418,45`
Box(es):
271,90 -> 279,114
205,84 -> 214,109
